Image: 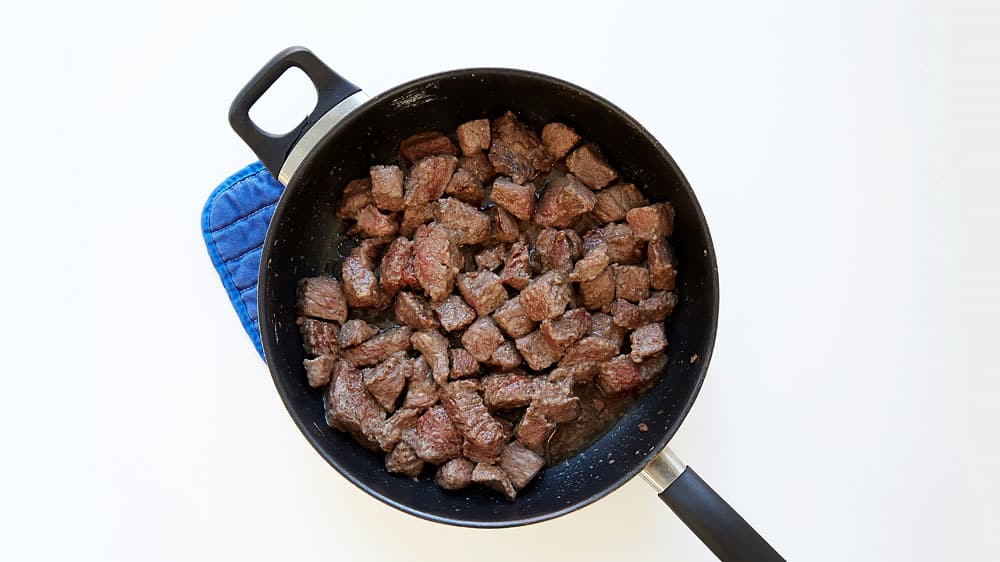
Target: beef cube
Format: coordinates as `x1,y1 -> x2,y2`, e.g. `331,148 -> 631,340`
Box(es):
413,222 -> 462,303
500,241 -> 532,290
566,143 -> 617,189
578,267 -> 616,311
298,317 -> 340,357
303,354 -> 337,388
490,177 -> 536,221
378,407 -> 421,451
540,308 -> 592,355
472,463 -> 517,501
385,440 -> 424,478
348,204 -> 398,239
500,442 -> 545,491
491,206 -> 520,243
520,271 -> 572,321
482,373 -> 537,410
393,292 -> 438,330
408,405 -> 463,463
597,355 -> 641,395
515,330 -> 561,371
343,326 -> 413,367
532,377 -> 580,423
457,270 -> 506,316
535,228 -> 584,274
440,381 -> 507,463
459,153 -> 496,184
362,351 -> 407,411
403,155 -> 458,207
630,322 -> 667,362
639,291 -> 679,322
337,319 -> 378,348
434,295 -> 476,332
626,203 -> 675,241
488,111 -> 553,184
609,299 -> 644,329
492,296 -> 537,339
402,356 -> 438,410
399,201 -> 437,237
584,223 -> 644,265
380,237 -> 419,297
475,245 -> 507,271
637,352 -> 669,387
444,167 -> 486,205
297,277 -> 347,323
434,197 -> 490,245
592,182 -> 647,223
647,238 -> 678,291
560,336 -> 619,366
456,118 -> 491,155
335,178 -> 374,220
589,312 -> 626,347
540,122 -> 581,160
325,360 -> 386,449
461,317 -> 505,362
516,404 -> 556,456
436,457 -> 475,490
411,329 -> 451,386
569,244 -> 610,282
613,264 -> 650,303
533,175 -> 597,228
488,341 -> 523,370
550,362 -> 599,384
342,239 -> 389,309
399,131 -> 458,163
450,348 -> 480,379
369,165 -> 405,212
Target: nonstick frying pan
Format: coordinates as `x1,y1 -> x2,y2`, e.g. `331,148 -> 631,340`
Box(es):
229,46 -> 783,562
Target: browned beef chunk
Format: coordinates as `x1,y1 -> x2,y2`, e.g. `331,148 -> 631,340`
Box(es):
592,182 -> 647,223
459,152 -> 496,183
500,241 -> 532,290
378,407 -> 421,451
540,308 -> 592,355
472,463 -> 517,501
402,356 -> 438,410
385,440 -> 423,477
589,312 -> 626,347
461,317 -> 505,362
609,299 -> 643,329
520,271 -> 572,321
399,201 -> 437,237
516,404 -> 555,456
482,373 -> 537,410
492,295 -> 537,339
444,167 -> 486,205
303,354 -> 336,388
337,319 -> 378,348
411,329 -> 451,386
434,295 -> 476,332
579,267 -> 615,311
490,177 -> 536,221
394,292 -> 438,330
596,355 -> 641,395
488,341 -> 523,370
491,206 -> 520,243
560,336 -> 619,366
541,122 -> 581,160
630,322 -> 667,362
566,144 -> 617,189
408,405 -> 462,463
440,381 -> 507,463
534,228 -> 576,274
380,237 -> 419,297
436,457 -> 475,490
515,330 -> 561,371
569,243 -> 610,282
613,264 -> 650,303
475,245 -> 507,271
488,111 -> 553,184
369,165 -> 405,212
456,118 -> 491,155
639,291 -> 678,322
450,348 -> 480,379
457,270 -> 506,316
362,351 -> 407,411
434,197 -> 490,245
647,238 -> 677,291
533,375 -> 580,423
400,131 -> 458,163
584,223 -> 644,265
297,277 -> 348,323
637,352 -> 668,387
533,175 -> 597,228
342,239 -> 389,309
500,442 -> 545,490
626,203 -> 675,241
413,222 -> 462,303
342,326 -> 413,367
404,155 -> 458,207
348,205 -> 398,238
298,317 -> 340,357
325,360 -> 386,450
550,362 -> 598,384
335,178 -> 374,220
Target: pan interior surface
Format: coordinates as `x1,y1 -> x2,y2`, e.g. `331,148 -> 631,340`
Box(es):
259,69 -> 719,527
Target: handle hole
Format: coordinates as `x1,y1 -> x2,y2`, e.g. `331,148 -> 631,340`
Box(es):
248,66 -> 318,136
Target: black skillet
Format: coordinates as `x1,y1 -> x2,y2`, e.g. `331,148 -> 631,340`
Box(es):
229,46 -> 783,562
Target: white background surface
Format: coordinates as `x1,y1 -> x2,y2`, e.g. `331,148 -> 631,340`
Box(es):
1,1 -> 997,560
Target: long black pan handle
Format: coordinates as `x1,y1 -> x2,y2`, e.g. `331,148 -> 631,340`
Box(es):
229,46 -> 361,179
644,448 -> 784,561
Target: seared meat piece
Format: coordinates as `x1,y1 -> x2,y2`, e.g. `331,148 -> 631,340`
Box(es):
492,295 -> 537,339
378,407 -> 421,451
380,237 -> 419,297
637,352 -> 668,387
403,155 -> 458,207
534,228 -> 576,274
445,167 -> 486,205
472,463 -> 517,501
348,204 -> 398,239
482,373 -> 536,410
475,245 -> 507,271
500,241 -> 532,290
411,329 -> 451,386
440,380 -> 507,463
613,264 -> 650,303
540,308 -> 592,355
303,354 -> 337,388
342,239 -> 389,309
394,292 -> 438,330
435,197 -> 490,245
488,111 -> 553,184
402,356 -> 438,410
647,238 -> 677,291
436,457 -> 475,490
456,118 -> 491,155
592,182 -> 647,223
297,277 -> 348,323
519,271 -> 572,321
609,299 -> 643,329
533,175 -> 597,228
541,122 -> 581,160
549,362 -> 598,384
342,326 -> 413,367
413,222 -> 462,303
399,131 -> 458,163
385,440 -> 424,477
630,322 -> 667,362
362,351 -> 407,411
500,442 -> 545,491
490,177 -> 536,221
566,143 -> 617,189
335,178 -> 374,220
459,152 -> 496,184
325,360 -> 386,450
584,223 -> 644,265
434,295 -> 476,332
457,270 -> 506,316
408,405 -> 463,463
516,404 -> 556,456
369,165 -> 405,212
578,266 -> 616,311
461,317 -> 505,362
597,355 -> 641,395
491,206 -> 520,243
569,244 -> 610,282
533,375 -> 580,423
399,201 -> 437,237
515,330 -> 561,371
560,336 -> 619,366
337,319 -> 378,348
450,348 -> 480,379
626,203 -> 675,241
298,317 -> 340,357
589,312 -> 626,347
488,341 -> 523,370
639,291 -> 678,322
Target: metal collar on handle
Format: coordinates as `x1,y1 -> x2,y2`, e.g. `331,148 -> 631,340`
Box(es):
278,90 -> 370,185
640,446 -> 687,493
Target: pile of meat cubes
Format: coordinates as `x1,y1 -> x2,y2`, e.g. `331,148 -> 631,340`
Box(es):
295,112 -> 678,500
